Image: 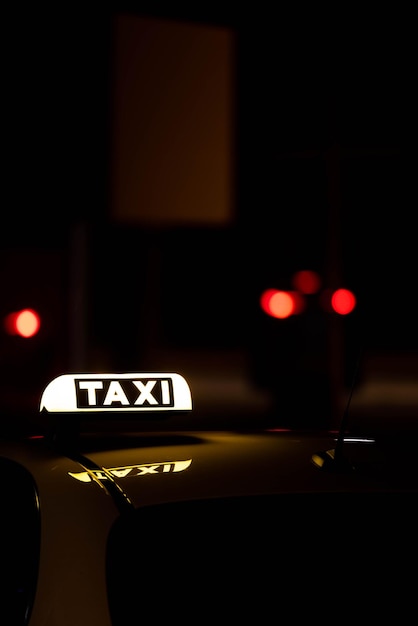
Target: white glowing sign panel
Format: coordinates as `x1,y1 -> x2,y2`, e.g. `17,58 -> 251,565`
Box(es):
40,373 -> 193,413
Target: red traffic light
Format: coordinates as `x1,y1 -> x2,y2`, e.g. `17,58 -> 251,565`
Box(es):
330,288 -> 357,315
4,309 -> 41,338
261,269 -> 357,319
260,289 -> 305,319
291,270 -> 321,294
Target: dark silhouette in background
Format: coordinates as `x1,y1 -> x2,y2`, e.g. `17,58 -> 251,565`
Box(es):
1,6 -> 413,429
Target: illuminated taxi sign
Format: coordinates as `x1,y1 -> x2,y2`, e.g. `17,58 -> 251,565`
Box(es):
40,373 -> 192,413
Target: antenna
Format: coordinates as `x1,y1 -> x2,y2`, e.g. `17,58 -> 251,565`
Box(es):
311,346 -> 363,472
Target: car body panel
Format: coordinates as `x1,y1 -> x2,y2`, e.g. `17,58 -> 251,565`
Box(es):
1,440 -> 120,626
2,422 -> 418,625
74,429 -> 418,507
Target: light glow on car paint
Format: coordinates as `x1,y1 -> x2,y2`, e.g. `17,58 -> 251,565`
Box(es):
68,459 -> 192,483
4,308 -> 41,337
340,437 -> 375,443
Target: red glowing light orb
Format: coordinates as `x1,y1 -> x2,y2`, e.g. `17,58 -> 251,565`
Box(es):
260,289 -> 305,319
292,270 -> 321,294
331,289 -> 356,315
4,309 -> 41,337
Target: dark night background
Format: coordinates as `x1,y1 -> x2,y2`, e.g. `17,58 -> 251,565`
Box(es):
0,5 -> 414,427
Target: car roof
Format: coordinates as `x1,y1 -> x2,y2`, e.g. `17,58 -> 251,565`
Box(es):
2,425 -> 418,512
2,370 -> 418,511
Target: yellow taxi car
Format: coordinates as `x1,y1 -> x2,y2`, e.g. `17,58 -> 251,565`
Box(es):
1,372 -> 417,625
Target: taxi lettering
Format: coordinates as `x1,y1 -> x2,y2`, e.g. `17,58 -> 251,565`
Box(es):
75,378 -> 173,408
68,459 -> 192,483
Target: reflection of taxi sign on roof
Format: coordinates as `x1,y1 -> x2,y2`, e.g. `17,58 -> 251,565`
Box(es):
40,373 -> 193,413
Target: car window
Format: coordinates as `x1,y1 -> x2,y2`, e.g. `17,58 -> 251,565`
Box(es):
0,458 -> 41,626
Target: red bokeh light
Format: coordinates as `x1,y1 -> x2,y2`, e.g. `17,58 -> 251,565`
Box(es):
292,270 -> 321,294
260,289 -> 305,319
4,309 -> 41,337
331,289 -> 356,315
